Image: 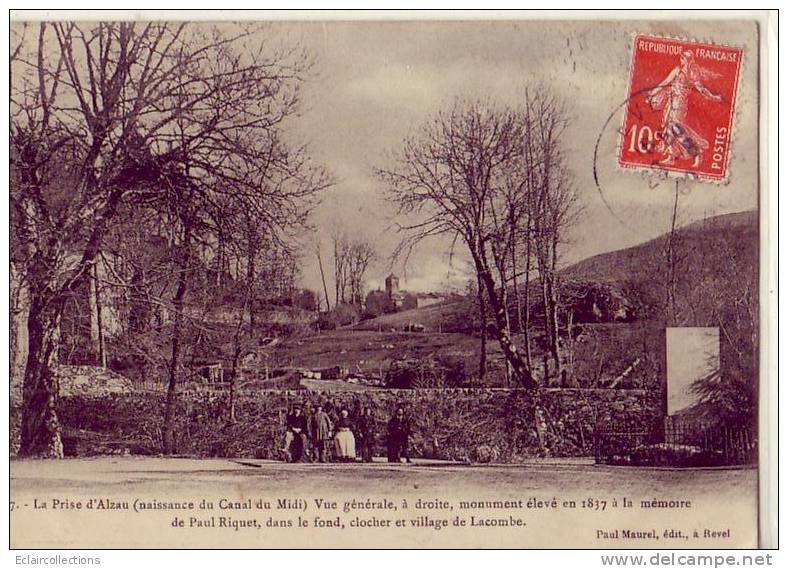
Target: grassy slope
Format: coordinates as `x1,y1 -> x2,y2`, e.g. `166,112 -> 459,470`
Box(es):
268,329 -> 488,378
349,299 -> 473,333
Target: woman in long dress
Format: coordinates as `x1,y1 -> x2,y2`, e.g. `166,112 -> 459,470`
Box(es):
333,409 -> 356,462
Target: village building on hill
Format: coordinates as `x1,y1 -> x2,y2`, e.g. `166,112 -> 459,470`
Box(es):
384,273 -> 447,310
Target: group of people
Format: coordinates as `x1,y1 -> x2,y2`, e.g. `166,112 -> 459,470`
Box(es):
282,404 -> 412,464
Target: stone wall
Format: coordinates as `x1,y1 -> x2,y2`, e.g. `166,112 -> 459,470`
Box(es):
10,388 -> 661,462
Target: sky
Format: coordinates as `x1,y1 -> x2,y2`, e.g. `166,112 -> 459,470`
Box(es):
261,19 -> 760,298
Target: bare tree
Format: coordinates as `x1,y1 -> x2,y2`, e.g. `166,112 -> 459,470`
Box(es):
10,22 -> 328,457
380,99 -> 539,388
331,229 -> 351,305
467,274 -> 488,383
315,241 -> 331,311
381,91 -> 580,388
346,239 -> 377,305
329,230 -> 376,307
86,262 -> 107,368
521,88 -> 581,385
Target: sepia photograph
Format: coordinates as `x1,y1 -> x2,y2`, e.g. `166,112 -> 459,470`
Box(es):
7,10 -> 775,550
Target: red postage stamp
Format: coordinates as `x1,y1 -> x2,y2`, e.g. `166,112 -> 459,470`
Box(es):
619,35 -> 743,181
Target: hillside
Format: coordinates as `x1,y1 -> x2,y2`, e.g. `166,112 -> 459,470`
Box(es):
562,210 -> 757,284
354,209 -> 758,332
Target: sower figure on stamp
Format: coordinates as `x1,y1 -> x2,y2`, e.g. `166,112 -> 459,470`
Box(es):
356,406 -> 376,463
310,404 -> 333,463
283,406 -> 308,462
387,407 -> 411,463
647,50 -> 723,168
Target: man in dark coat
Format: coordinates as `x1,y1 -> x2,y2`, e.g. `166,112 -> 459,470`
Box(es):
387,407 -> 411,463
356,407 -> 376,463
283,406 -> 308,462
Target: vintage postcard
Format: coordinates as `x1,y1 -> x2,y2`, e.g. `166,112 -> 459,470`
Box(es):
8,11 -> 776,549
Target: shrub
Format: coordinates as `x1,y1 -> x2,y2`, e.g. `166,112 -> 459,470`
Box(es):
384,356 -> 466,389
364,290 -> 391,319
471,444 -> 501,463
317,303 -> 361,330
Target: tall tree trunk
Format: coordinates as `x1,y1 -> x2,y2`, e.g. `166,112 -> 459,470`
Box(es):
522,221 -> 533,372
246,241 -> 256,329
493,247 -> 513,386
95,279 -> 107,368
216,234 -> 226,289
565,309 -> 576,387
162,230 -> 191,455
475,249 -> 537,389
547,274 -> 561,383
334,240 -> 341,306
503,287 -> 513,388
476,272 -> 487,385
19,291 -> 65,458
335,267 -> 340,306
228,294 -> 250,423
88,266 -> 100,358
510,235 -> 522,333
540,273 -> 553,382
128,267 -> 149,333
17,149 -> 122,459
538,223 -> 563,385
228,352 -> 239,423
316,246 -> 331,311
11,265 -> 30,391
88,262 -> 107,368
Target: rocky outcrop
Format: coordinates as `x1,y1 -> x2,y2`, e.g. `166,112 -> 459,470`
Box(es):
552,281 -> 643,324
